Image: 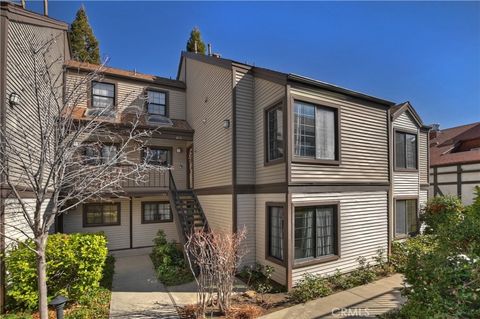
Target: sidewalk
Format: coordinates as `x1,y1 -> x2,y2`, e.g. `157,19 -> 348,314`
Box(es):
109,248 -> 179,319
260,274 -> 405,319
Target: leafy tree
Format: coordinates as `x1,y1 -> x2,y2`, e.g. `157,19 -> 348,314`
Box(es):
186,27 -> 206,54
69,6 -> 100,64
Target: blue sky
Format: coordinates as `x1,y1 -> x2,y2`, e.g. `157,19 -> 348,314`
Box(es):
27,1 -> 480,128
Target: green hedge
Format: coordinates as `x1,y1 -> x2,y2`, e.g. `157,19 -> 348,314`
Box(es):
5,233 -> 108,310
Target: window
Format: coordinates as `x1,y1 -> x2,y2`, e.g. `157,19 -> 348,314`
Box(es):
147,90 -> 167,116
266,105 -> 283,162
294,101 -> 338,162
395,199 -> 418,237
84,203 -> 120,227
92,82 -> 115,109
395,131 -> 417,170
142,202 -> 172,223
294,205 -> 338,261
267,205 -> 284,261
143,147 -> 171,166
83,144 -> 118,165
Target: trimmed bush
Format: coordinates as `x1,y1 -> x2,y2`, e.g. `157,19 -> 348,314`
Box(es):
5,233 -> 108,310
288,273 -> 332,303
150,230 -> 193,286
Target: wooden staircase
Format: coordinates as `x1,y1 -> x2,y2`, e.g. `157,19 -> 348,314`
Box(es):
168,172 -> 209,245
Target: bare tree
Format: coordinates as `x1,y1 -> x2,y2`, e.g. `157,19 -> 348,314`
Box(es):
185,228 -> 247,317
0,35 -> 167,318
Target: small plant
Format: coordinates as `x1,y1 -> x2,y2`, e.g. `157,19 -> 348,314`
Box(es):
288,273 -> 332,303
373,248 -> 394,276
226,304 -> 264,319
327,269 -> 355,290
348,256 -> 377,286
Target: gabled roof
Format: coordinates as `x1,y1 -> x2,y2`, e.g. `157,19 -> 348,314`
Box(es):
430,122 -> 480,167
65,60 -> 185,90
390,101 -> 431,130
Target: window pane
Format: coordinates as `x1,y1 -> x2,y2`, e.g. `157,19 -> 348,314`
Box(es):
395,200 -> 407,236
102,204 -> 119,224
145,148 -> 170,166
267,107 -> 283,161
143,203 -> 157,221
294,208 -> 314,259
406,200 -> 418,234
294,102 -> 316,158
147,104 -> 166,116
316,206 -> 335,256
86,205 -> 103,225
315,107 -> 336,160
85,204 -> 118,226
93,82 -> 114,97
143,203 -> 171,222
269,206 -> 284,260
158,203 -> 171,220
92,96 -> 114,109
406,134 -> 417,169
147,91 -> 166,116
101,145 -> 117,164
395,132 -> 406,169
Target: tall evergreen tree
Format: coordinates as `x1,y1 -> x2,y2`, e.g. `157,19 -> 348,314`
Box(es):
69,6 -> 100,64
186,27 -> 206,54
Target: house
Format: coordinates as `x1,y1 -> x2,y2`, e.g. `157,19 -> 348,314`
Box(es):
0,2 -> 431,299
429,122 -> 480,205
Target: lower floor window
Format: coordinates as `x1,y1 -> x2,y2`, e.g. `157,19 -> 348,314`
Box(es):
395,199 -> 418,237
84,203 -> 120,226
268,205 -> 284,261
142,202 -> 172,223
294,204 -> 338,261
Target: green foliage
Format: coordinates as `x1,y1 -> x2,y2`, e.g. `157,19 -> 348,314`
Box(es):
326,269 -> 355,290
4,233 -> 108,310
239,263 -> 282,294
397,194 -> 480,318
186,27 -> 206,54
69,6 -> 100,64
421,195 -> 463,234
348,256 -> 377,286
390,235 -> 436,273
150,230 -> 193,286
288,273 -> 332,303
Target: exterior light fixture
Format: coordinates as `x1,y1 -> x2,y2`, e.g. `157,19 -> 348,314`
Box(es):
9,92 -> 21,107
49,295 -> 68,319
223,119 -> 230,129
176,147 -> 182,153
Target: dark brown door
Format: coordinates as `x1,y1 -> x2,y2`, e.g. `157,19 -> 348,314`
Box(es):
187,145 -> 193,189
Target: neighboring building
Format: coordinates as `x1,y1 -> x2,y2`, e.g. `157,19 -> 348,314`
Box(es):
429,122 -> 480,205
1,2 -> 431,296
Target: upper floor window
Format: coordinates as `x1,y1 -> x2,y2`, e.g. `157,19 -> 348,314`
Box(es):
144,147 -> 171,166
395,199 -> 418,237
266,104 -> 284,162
92,82 -> 115,109
84,144 -> 118,165
147,90 -> 167,116
395,131 -> 417,170
294,101 -> 338,162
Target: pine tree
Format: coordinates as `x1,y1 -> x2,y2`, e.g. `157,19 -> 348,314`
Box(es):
69,6 -> 100,64
186,27 -> 206,54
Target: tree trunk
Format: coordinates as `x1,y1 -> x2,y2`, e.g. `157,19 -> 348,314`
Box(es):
36,235 -> 49,319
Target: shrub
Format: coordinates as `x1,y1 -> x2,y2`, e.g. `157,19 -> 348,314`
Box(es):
226,304 -> 263,319
327,269 -> 355,290
5,233 -> 108,310
150,230 -> 193,286
288,273 -> 332,303
390,235 -> 435,273
421,195 -> 463,234
348,256 -> 377,286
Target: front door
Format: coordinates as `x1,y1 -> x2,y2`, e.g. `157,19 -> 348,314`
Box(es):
187,145 -> 193,189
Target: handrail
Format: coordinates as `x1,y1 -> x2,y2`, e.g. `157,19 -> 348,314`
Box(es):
169,169 -> 177,192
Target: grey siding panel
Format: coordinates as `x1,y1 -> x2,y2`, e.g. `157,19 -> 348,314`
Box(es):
256,193 -> 286,285
290,86 -> 388,183
63,199 -> 130,250
235,70 -> 255,185
185,58 -> 233,189
237,194 -> 256,267
255,78 -> 286,184
394,112 -> 418,132
393,172 -> 419,196
197,195 -> 232,233
419,132 -> 428,185
291,191 -> 388,285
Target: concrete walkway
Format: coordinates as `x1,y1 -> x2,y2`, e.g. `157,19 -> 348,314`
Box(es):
109,248 -> 179,319
260,274 -> 405,319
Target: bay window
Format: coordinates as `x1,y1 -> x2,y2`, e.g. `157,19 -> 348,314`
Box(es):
395,131 -> 417,170
266,104 -> 284,162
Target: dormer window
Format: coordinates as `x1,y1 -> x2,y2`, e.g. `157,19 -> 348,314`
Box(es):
147,90 -> 167,117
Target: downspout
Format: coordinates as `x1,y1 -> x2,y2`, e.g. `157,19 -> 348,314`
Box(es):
129,197 -> 133,249
387,108 -> 393,256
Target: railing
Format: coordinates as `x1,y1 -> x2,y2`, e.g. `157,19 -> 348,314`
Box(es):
121,167 -> 169,189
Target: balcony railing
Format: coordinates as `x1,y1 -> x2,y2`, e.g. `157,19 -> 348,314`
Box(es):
121,167 -> 169,191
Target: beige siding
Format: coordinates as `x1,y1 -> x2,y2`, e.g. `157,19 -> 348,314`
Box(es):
461,184 -> 477,205
290,86 -> 388,183
65,73 -> 186,120
235,69 -> 256,185
197,195 -> 232,233
255,78 -> 286,184
419,189 -> 428,208
63,199 -> 130,250
237,194 -> 256,266
185,58 -> 233,189
394,112 -> 418,132
419,132 -> 428,185
255,193 -> 287,285
131,195 -> 179,247
291,191 -> 388,285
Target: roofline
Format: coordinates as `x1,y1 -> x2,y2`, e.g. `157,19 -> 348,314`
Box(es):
0,1 -> 68,31
65,61 -> 186,90
391,101 -> 431,130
